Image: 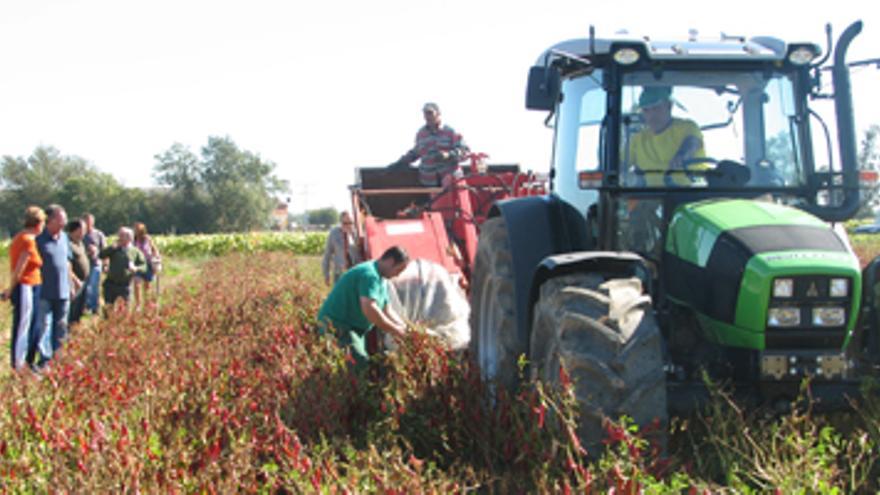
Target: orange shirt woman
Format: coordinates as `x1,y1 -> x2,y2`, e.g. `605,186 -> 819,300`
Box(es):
9,231 -> 43,287
6,206 -> 46,370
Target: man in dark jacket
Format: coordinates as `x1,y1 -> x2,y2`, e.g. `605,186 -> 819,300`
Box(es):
99,226 -> 147,310
66,219 -> 90,324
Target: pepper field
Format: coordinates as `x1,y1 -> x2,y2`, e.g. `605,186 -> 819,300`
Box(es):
0,232 -> 878,492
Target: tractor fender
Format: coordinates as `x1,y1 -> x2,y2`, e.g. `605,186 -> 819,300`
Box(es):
529,252 -> 653,349
491,194 -> 590,344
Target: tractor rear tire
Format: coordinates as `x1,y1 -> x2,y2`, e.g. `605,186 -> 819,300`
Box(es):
530,273 -> 667,455
470,217 -> 524,391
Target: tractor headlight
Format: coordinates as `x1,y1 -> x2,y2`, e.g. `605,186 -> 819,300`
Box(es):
812,307 -> 846,327
613,48 -> 640,65
768,307 -> 800,327
829,278 -> 848,298
788,47 -> 816,65
773,278 -> 794,298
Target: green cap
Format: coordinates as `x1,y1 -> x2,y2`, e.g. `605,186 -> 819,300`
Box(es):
638,86 -> 672,109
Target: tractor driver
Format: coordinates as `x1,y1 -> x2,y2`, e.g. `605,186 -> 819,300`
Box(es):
388,103 -> 470,187
316,245 -> 411,371
622,87 -> 706,261
628,86 -> 706,186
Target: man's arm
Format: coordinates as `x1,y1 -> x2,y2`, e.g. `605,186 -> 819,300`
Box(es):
397,147 -> 419,166
383,304 -> 407,330
132,249 -> 148,274
669,135 -> 702,168
348,238 -> 362,265
69,261 -> 82,296
360,297 -> 406,339
446,129 -> 469,162
668,121 -> 704,170
321,228 -> 337,284
390,131 -> 423,168
67,246 -> 82,291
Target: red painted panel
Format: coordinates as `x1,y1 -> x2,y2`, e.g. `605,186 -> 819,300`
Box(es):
363,213 -> 462,277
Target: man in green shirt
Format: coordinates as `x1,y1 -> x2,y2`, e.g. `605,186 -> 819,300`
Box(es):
317,246 -> 410,369
98,227 -> 147,310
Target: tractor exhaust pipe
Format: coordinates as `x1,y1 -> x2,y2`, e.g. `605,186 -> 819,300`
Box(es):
828,20 -> 863,221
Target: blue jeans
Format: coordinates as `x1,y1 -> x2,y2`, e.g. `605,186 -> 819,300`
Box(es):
85,266 -> 101,313
10,284 -> 42,369
36,298 -> 70,364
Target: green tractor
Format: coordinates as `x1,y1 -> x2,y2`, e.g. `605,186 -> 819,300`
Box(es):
470,21 -> 876,450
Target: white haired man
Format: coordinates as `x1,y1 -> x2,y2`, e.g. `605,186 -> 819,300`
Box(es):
98,227 -> 147,309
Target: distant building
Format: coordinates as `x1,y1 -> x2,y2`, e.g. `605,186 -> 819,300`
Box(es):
271,202 -> 289,230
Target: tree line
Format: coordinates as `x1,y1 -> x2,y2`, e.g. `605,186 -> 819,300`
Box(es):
0,137 -> 290,236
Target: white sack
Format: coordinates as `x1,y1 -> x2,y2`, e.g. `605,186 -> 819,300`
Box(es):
386,259 -> 470,350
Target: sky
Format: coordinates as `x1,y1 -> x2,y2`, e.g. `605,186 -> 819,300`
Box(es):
2,0 -> 879,214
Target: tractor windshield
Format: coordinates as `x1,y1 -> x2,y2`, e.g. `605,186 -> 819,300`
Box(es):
618,70 -> 804,189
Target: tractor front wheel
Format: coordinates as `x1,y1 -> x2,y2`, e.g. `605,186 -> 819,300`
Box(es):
470,217 -> 524,391
530,272 -> 668,454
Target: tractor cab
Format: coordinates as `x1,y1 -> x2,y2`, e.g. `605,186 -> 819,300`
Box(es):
470,21 -> 871,452
528,28 -> 862,254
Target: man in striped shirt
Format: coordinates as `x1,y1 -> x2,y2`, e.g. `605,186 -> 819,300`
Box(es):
390,103 -> 470,186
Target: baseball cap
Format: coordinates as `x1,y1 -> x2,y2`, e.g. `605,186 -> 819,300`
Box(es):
638,86 -> 673,109
423,102 -> 440,114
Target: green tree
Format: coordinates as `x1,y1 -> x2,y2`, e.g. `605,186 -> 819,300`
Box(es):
857,124 -> 880,219
307,207 -> 339,226
154,143 -> 200,194
0,146 -> 131,235
56,171 -> 139,231
153,136 -> 289,233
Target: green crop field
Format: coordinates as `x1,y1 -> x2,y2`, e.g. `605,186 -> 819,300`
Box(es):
0,233 -> 877,491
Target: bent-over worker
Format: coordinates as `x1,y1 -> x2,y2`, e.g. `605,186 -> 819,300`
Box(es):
316,246 -> 410,370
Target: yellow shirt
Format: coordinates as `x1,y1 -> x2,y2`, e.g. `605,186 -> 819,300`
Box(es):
628,118 -> 705,186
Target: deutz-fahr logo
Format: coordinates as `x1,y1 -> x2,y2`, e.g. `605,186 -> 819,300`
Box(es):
763,252 -> 848,262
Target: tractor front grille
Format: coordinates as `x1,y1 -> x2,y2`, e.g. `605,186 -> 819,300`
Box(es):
765,275 -> 852,350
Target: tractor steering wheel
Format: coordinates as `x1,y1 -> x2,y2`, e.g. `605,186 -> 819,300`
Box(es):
628,157 -> 748,188
662,156 -> 720,186
667,157 -> 756,188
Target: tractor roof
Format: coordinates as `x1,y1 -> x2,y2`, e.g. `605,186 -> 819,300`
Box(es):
535,33 -> 820,66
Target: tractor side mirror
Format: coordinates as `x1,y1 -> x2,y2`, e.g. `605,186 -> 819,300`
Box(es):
526,66 -> 560,111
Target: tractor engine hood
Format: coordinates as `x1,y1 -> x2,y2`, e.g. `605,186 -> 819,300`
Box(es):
666,198 -> 845,265
663,198 -> 861,349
